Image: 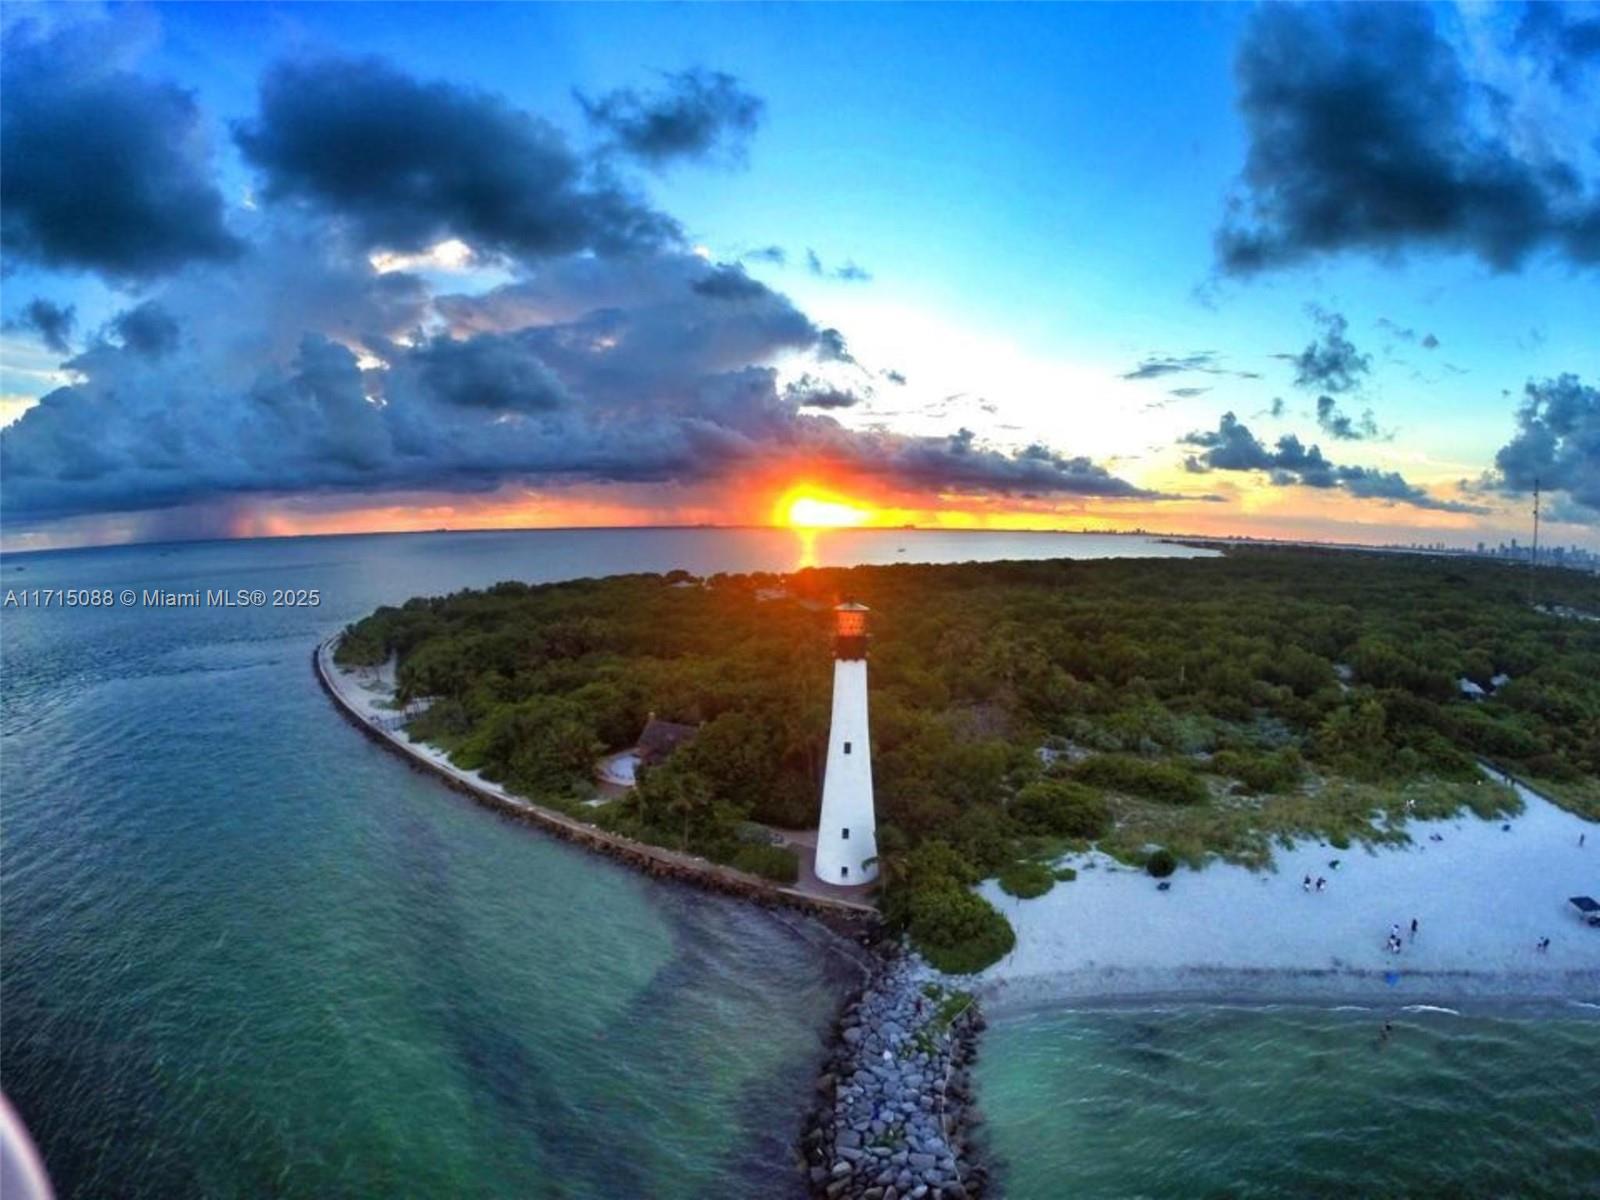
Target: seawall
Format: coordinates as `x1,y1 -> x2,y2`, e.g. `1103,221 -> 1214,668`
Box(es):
313,637 -> 881,931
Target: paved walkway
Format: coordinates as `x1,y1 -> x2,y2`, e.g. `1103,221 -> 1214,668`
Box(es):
771,827 -> 881,903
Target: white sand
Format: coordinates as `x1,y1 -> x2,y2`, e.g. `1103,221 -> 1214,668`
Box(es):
979,777 -> 1600,1010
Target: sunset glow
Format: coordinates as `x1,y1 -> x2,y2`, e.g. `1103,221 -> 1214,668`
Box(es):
778,488 -> 874,529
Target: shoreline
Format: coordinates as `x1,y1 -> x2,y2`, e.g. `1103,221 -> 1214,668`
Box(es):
314,635 -> 994,1198
313,636 -> 880,929
974,772 -> 1600,1019
978,966 -> 1600,1020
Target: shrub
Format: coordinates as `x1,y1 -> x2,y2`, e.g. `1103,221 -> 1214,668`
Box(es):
1053,866 -> 1078,882
1075,755 -> 1208,806
907,881 -> 1016,974
1011,779 -> 1112,839
1146,848 -> 1177,878
997,860 -> 1055,899
726,843 -> 800,883
1210,747 -> 1304,794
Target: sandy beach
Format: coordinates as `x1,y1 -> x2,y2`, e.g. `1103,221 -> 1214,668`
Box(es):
978,778 -> 1600,1012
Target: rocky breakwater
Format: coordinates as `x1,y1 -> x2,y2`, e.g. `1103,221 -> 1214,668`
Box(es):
802,953 -> 989,1200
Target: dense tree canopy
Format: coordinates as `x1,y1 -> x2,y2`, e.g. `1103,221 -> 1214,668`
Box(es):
338,547 -> 1600,970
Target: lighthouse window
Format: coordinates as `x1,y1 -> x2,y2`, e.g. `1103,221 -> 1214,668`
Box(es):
843,741 -> 852,754
842,828 -> 850,840
841,866 -> 849,879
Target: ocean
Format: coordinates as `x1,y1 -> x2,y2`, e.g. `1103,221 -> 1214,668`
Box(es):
3,528 -> 1595,1198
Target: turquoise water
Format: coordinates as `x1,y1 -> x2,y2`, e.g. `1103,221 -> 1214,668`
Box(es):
10,528 -> 1593,1198
977,1004 -> 1600,1199
0,528 -> 1203,1198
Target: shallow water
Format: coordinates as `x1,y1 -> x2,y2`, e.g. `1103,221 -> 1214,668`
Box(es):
0,528 -> 1205,1198
976,1003 -> 1600,1199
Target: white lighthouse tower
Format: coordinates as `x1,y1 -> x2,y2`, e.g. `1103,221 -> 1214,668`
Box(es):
815,601 -> 878,885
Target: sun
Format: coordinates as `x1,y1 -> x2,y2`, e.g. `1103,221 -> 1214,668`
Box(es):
777,486 -> 874,529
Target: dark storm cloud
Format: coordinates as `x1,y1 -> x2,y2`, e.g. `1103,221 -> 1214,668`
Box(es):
577,68 -> 763,167
1181,411 -> 1484,512
816,328 -> 856,365
400,331 -> 569,413
1,20 -> 240,280
1288,309 -> 1370,393
1489,374 -> 1600,518
873,429 -> 1173,500
691,264 -> 771,300
0,40 -> 1176,529
1,239 -> 1167,520
1316,395 -> 1380,441
235,56 -> 680,260
110,301 -> 181,359
1516,3 -> 1600,91
1217,3 -> 1600,275
785,375 -> 862,410
7,298 -> 76,354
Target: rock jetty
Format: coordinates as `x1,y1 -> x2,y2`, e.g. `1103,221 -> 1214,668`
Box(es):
802,951 -> 989,1200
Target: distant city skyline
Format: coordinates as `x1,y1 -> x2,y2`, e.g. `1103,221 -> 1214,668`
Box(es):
2,2 -> 1597,551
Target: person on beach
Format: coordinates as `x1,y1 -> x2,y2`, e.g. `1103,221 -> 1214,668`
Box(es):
1410,918 -> 1418,940
1303,874 -> 1312,891
1582,833 -> 1587,848
1537,937 -> 1550,952
1316,876 -> 1326,892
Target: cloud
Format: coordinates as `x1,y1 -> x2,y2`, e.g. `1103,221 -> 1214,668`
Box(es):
1169,386 -> 1210,398
110,301 -> 181,359
1,241 -> 1164,521
1316,395 -> 1380,441
1181,411 -> 1485,512
1516,3 -> 1600,92
1288,308 -> 1370,393
882,369 -> 907,386
1217,3 -> 1600,275
577,68 -> 763,167
691,263 -> 771,300
7,298 -> 76,354
1,18 -> 240,279
805,248 -> 873,282
1488,374 -> 1600,518
1121,351 -> 1260,381
395,331 -> 570,413
741,245 -> 787,265
235,55 -> 680,261
1376,317 -> 1440,349
784,375 -> 862,410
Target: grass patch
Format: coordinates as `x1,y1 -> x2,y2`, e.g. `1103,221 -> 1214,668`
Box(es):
997,860 -> 1055,899
1093,774 -> 1520,871
724,842 -> 800,883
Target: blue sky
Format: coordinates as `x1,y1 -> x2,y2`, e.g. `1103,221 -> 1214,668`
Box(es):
2,2 -> 1597,549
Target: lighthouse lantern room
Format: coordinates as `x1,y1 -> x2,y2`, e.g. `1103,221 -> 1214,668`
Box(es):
815,601 -> 878,885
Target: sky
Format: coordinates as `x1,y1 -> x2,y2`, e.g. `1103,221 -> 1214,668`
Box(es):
2,1 -> 1598,552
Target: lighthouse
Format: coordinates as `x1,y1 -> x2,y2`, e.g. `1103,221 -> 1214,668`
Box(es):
815,601 -> 878,885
